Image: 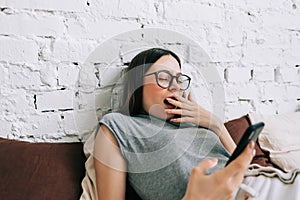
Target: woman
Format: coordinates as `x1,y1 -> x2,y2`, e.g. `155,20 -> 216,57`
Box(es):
93,48 -> 255,200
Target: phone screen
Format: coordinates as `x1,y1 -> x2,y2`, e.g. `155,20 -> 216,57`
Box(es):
225,122 -> 265,166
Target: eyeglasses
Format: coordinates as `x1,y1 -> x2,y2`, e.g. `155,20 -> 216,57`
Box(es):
144,70 -> 191,91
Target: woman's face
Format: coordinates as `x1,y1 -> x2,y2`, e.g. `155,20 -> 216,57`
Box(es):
143,55 -> 184,120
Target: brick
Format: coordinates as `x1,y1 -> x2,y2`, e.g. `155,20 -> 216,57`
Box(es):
10,65 -> 41,88
242,45 -> 283,65
238,83 -> 260,100
0,37 -> 38,63
0,63 -> 7,85
36,90 -> 74,111
4,89 -> 33,113
277,100 -> 300,114
262,83 -> 286,100
0,118 -> 11,137
225,67 -> 251,83
58,63 -> 80,87
252,101 -> 277,115
61,111 -> 78,135
51,39 -> 96,62
276,68 -> 299,83
0,13 -> 64,36
66,18 -> 140,39
20,113 -> 61,137
164,2 -> 222,24
261,12 -> 300,30
286,85 -> 300,99
224,84 -> 238,102
95,88 -> 114,111
253,67 -> 275,82
225,102 -> 251,120
69,109 -> 98,137
91,0 -> 156,19
0,0 -> 86,12
40,63 -> 57,87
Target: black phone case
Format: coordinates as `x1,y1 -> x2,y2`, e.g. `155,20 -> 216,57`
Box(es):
225,122 -> 265,166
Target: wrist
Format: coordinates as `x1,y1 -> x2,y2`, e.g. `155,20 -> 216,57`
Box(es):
210,115 -> 223,136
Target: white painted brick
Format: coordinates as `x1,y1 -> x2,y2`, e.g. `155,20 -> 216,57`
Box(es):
3,89 -> 32,113
0,37 -> 38,63
225,67 -> 251,83
36,90 -> 74,111
40,63 -> 57,87
0,0 -> 86,12
225,102 -> 251,120
277,68 -> 299,83
238,83 -> 260,100
77,92 -> 95,110
252,101 -> 277,115
0,119 -> 11,137
18,113 -> 61,137
58,63 -> 80,87
164,2 -> 222,24
224,84 -> 238,102
61,111 -> 79,135
95,88 -> 113,111
253,67 -> 275,82
67,18 -> 141,39
0,13 -> 64,36
261,12 -> 300,30
97,66 -> 124,87
209,45 -> 242,62
51,39 -> 96,62
262,83 -> 286,100
286,85 -> 300,99
10,65 -> 41,88
242,45 -> 283,65
0,63 -> 7,85
90,0 -> 156,19
72,109 -> 98,136
277,100 -> 300,114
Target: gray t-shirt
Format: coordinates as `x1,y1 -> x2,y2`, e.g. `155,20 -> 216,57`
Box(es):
100,112 -> 230,200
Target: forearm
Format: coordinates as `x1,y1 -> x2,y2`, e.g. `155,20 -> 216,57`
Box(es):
211,117 -> 236,154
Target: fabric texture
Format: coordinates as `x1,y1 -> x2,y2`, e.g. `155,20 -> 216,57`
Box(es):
248,112 -> 300,171
224,115 -> 277,168
97,113 -> 230,200
234,166 -> 300,200
0,137 -> 86,200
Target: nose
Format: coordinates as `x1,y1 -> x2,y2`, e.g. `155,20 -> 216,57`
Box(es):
168,77 -> 181,91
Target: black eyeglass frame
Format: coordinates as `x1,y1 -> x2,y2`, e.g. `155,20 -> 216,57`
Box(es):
143,70 -> 191,91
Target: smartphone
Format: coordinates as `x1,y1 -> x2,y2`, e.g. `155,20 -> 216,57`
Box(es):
225,122 -> 265,166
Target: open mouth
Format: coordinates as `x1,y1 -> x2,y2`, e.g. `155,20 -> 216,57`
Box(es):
163,97 -> 177,109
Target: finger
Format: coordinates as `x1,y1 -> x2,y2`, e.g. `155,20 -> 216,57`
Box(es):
225,141 -> 256,177
166,97 -> 191,110
170,116 -> 196,124
187,92 -> 196,103
165,108 -> 193,116
194,158 -> 218,175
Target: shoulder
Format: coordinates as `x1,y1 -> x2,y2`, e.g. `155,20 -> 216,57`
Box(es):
101,112 -> 129,123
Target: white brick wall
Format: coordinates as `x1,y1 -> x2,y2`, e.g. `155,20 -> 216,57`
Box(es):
0,0 -> 299,141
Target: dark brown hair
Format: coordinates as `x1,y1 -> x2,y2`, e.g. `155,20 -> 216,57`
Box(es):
119,48 -> 181,116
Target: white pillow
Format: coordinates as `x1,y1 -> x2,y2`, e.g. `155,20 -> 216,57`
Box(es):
248,112 -> 300,171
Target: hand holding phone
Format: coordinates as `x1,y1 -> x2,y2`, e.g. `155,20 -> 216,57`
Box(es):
225,122 -> 265,166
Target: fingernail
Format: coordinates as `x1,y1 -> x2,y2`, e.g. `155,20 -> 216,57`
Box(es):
252,149 -> 256,156
249,141 -> 255,149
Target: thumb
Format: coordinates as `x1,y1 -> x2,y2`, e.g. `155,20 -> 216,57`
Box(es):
187,92 -> 195,102
196,158 -> 218,174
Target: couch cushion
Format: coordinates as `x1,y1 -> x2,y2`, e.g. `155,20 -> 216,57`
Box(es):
0,137 -> 86,200
224,115 -> 277,168
248,112 -> 300,171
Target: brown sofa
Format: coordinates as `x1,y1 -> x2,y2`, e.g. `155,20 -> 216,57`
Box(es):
0,115 -> 277,200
